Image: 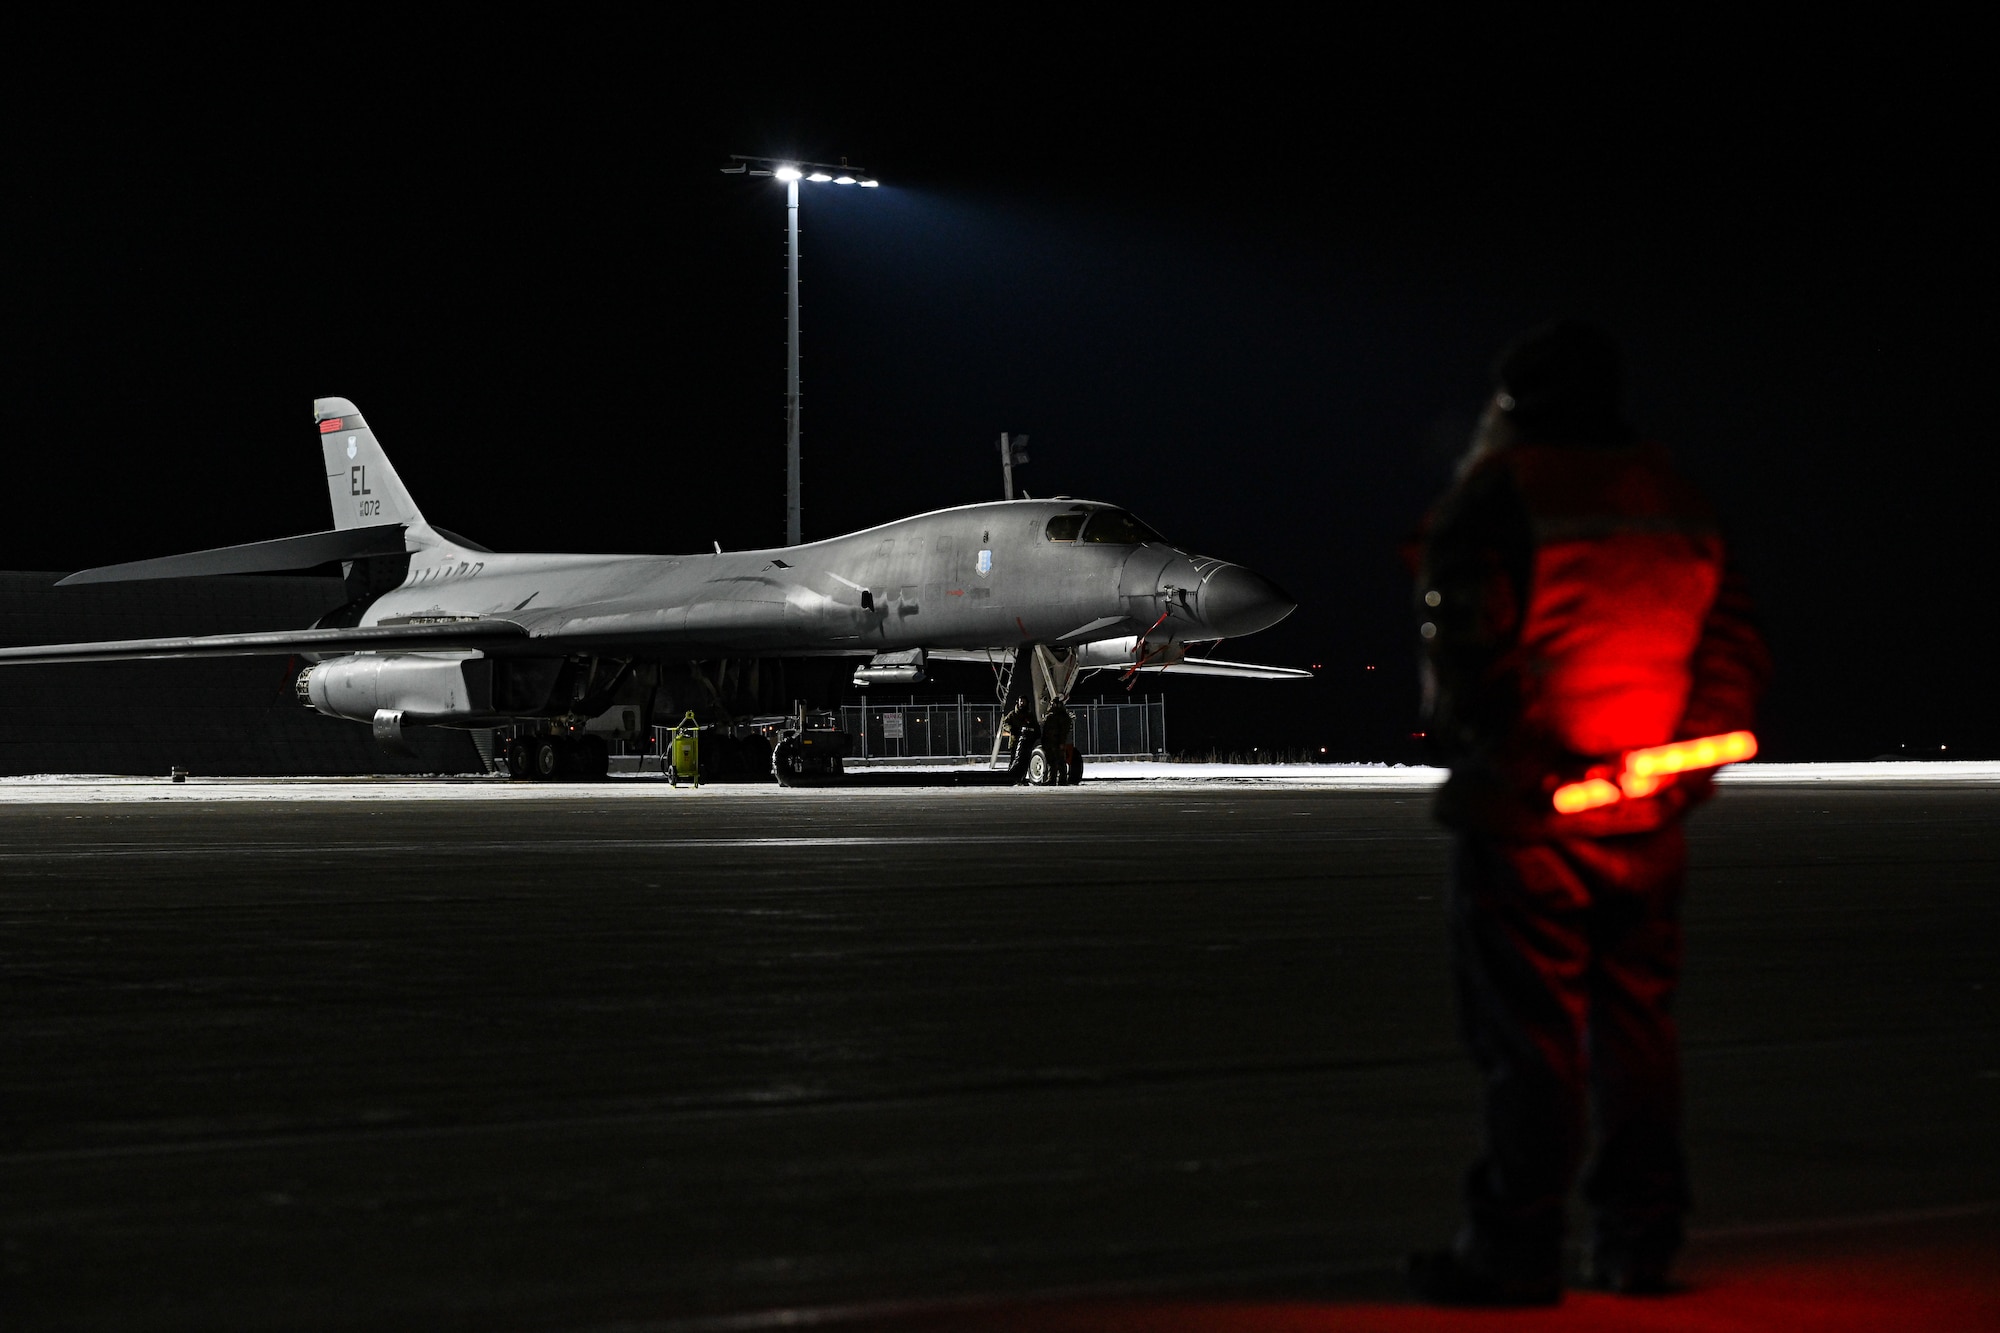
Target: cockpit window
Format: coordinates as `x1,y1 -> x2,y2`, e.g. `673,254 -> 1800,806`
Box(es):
1044,513 -> 1085,542
1079,509 -> 1163,545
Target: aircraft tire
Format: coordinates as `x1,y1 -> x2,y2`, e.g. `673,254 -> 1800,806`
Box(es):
771,737 -> 805,787
1063,747 -> 1084,786
1006,725 -> 1040,785
529,736 -> 562,780
1025,747 -> 1060,786
505,739 -> 531,780
577,734 -> 610,780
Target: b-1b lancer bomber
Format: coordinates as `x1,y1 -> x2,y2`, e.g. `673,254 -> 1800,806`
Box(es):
0,399 -> 1303,782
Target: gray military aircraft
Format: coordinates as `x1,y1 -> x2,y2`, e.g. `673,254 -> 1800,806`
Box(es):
0,398 -> 1303,782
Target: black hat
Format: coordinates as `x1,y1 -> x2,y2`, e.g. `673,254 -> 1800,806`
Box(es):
1492,321 -> 1630,441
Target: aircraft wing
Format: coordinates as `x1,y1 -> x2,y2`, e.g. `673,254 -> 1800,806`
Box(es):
927,648 -> 1023,665
0,619 -> 531,666
55,524 -> 413,585
926,647 -> 1311,680
1133,657 -> 1313,679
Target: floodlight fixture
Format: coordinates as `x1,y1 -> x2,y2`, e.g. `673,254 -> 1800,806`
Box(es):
721,153 -> 881,545
723,153 -> 873,181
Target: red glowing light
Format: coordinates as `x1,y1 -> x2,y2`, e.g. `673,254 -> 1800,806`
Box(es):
1553,777 -> 1622,814
1628,729 -> 1758,777
1553,730 -> 1758,813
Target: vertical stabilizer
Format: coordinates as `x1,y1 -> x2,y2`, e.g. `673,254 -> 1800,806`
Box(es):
315,398 -> 425,531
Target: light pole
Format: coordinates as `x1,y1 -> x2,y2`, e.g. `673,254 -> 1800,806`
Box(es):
721,154 -> 878,546
998,432 -> 1030,499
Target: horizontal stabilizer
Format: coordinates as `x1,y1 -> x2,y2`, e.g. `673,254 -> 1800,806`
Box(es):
0,618 -> 529,666
56,524 -> 411,586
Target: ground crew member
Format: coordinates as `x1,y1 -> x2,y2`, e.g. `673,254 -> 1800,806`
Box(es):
1406,323 -> 1771,1305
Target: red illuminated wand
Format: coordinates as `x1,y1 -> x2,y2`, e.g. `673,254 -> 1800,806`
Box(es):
1552,731 -> 1759,814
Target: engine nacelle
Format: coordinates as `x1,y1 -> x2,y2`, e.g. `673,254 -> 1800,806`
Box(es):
297,653 -> 493,724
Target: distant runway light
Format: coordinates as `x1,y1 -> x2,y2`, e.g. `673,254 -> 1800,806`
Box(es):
774,166 -> 803,182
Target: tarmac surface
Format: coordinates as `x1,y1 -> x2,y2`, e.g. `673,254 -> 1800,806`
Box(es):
2,771 -> 1996,1330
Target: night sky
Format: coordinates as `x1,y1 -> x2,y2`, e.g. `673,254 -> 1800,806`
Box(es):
7,26 -> 1990,759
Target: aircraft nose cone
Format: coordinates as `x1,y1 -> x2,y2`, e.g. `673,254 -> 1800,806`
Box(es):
1197,565 -> 1296,638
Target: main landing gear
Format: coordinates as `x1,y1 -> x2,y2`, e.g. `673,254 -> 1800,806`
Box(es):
996,645 -> 1086,787
503,732 -> 609,781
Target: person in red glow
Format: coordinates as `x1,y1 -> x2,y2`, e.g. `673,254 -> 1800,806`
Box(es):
1406,323 -> 1771,1306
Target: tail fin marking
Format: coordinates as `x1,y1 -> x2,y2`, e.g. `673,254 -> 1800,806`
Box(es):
315,396 -> 425,531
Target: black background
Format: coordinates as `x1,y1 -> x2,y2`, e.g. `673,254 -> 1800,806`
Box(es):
6,21 -> 1990,759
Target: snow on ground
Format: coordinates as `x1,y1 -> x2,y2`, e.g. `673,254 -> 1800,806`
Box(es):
1037,760 -> 2000,785
1,761 -> 1997,803
1713,760 -> 2000,783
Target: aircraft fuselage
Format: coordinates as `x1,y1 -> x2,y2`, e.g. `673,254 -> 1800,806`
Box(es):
360,498 -> 1288,661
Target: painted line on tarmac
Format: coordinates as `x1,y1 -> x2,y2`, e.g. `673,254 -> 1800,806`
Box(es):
0,828 -> 1431,861
0,836 -> 974,860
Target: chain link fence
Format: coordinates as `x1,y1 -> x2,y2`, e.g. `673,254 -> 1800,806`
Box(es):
839,694 -> 1165,762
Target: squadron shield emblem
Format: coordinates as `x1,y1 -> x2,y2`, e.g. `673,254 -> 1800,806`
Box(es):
976,549 -> 993,577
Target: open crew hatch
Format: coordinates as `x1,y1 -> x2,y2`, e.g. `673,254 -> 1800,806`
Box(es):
1044,507 -> 1165,545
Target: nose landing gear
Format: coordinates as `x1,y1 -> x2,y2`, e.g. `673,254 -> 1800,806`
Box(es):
1024,743 -> 1079,786
997,647 -> 1086,786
